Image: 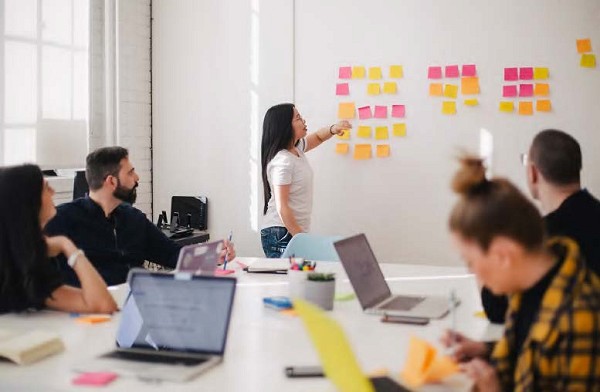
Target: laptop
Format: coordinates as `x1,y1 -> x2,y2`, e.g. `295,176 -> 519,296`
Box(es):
334,234 -> 451,319
75,270 -> 236,382
175,240 -> 222,274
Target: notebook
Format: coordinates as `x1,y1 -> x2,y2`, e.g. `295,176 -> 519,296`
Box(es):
335,234 -> 452,319
243,258 -> 290,273
0,329 -> 64,365
75,270 -> 236,382
175,240 -> 222,274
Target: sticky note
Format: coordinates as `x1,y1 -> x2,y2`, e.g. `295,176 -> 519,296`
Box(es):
581,54 -> 596,68
443,84 -> 458,99
442,101 -> 456,115
499,101 -> 515,113
393,123 -> 406,137
534,67 -> 549,80
577,38 -> 592,53
383,82 -> 397,94
374,105 -> 388,119
76,315 -> 112,324
428,66 -> 442,79
375,126 -> 389,140
461,77 -> 479,95
391,104 -> 405,118
352,66 -> 366,79
335,143 -> 349,154
389,65 -> 403,78
462,64 -> 477,77
518,101 -> 533,115
504,67 -> 518,81
73,372 -> 118,386
336,130 -> 350,140
336,83 -> 349,96
376,145 -> 390,158
519,84 -> 534,97
337,102 -> 356,119
353,144 -> 372,160
536,99 -> 552,112
464,98 -> 478,106
519,67 -> 534,80
445,65 -> 460,78
358,106 -> 372,120
400,336 -> 459,388
369,67 -> 383,80
503,85 -> 518,97
357,126 -> 372,138
367,83 -> 381,95
429,83 -> 443,96
534,83 -> 549,96
338,66 -> 352,79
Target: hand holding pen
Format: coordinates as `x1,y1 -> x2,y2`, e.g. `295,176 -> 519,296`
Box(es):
223,231 -> 233,270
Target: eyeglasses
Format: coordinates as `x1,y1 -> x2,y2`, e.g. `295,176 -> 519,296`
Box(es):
520,153 -> 529,166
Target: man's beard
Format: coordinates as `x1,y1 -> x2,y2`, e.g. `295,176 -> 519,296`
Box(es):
113,180 -> 138,204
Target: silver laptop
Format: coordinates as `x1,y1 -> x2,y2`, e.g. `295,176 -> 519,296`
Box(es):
175,240 -> 222,274
75,270 -> 236,382
334,234 -> 451,319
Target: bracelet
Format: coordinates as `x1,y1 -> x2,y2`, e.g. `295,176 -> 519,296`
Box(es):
329,124 -> 336,135
67,249 -> 85,269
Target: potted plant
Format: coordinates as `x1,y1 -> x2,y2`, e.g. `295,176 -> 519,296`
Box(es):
304,273 -> 336,311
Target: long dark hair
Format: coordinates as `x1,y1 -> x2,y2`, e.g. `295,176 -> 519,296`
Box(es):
261,103 -> 295,215
0,164 -> 54,311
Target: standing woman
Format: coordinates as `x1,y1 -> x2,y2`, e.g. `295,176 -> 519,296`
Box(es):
0,164 -> 117,314
260,103 -> 351,257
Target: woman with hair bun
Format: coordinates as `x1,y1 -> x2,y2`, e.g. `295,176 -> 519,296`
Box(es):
441,155 -> 600,392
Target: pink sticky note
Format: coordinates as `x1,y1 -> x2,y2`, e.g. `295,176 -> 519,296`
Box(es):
504,67 -> 518,81
358,106 -> 372,120
428,66 -> 442,79
519,84 -> 534,97
445,65 -> 460,78
519,67 -> 533,80
462,64 -> 477,77
374,105 -> 388,119
336,83 -> 349,95
503,85 -> 518,97
73,372 -> 118,386
215,268 -> 235,276
392,104 -> 405,118
338,66 -> 352,79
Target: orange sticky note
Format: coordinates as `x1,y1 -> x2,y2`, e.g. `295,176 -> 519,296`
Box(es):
335,143 -> 349,154
499,101 -> 514,113
383,82 -> 397,94
336,129 -> 350,140
367,83 -> 381,95
389,65 -> 403,78
442,101 -> 456,115
368,67 -> 382,80
357,126 -> 371,138
518,101 -> 533,115
353,144 -> 371,160
76,315 -> 112,324
534,83 -> 549,96
461,77 -> 480,95
533,67 -> 549,80
581,54 -> 596,68
443,84 -> 458,99
577,38 -> 592,53
352,66 -> 366,79
464,98 -> 478,106
400,336 -> 459,388
375,126 -> 389,140
429,83 -> 443,96
376,145 -> 390,158
337,102 -> 356,119
392,123 -> 406,137
536,99 -> 552,112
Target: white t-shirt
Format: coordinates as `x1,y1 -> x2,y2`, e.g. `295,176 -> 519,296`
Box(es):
262,138 -> 314,232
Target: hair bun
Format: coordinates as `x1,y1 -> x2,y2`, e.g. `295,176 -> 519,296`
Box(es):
452,155 -> 487,195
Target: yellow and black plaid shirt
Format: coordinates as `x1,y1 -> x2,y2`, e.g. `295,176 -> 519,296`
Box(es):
491,237 -> 600,392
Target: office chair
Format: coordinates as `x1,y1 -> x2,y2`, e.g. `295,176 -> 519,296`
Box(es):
72,170 -> 89,200
281,233 -> 343,262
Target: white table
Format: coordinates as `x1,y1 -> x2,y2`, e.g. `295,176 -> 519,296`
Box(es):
0,259 -> 503,391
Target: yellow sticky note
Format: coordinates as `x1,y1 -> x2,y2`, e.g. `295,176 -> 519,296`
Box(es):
335,143 -> 349,154
581,54 -> 596,68
357,126 -> 371,138
383,82 -> 397,94
400,336 -> 459,388
534,83 -> 550,96
464,98 -> 478,106
375,126 -> 389,140
429,83 -> 443,96
353,144 -> 372,160
393,123 -> 406,137
460,77 -> 479,95
367,83 -> 381,95
352,66 -> 366,79
368,67 -> 382,80
336,129 -> 350,140
577,38 -> 592,53
337,102 -> 356,119
442,101 -> 456,115
536,99 -> 552,112
519,101 -> 533,116
499,101 -> 514,113
534,67 -> 549,80
389,65 -> 404,78
376,144 -> 390,158
443,84 -> 458,98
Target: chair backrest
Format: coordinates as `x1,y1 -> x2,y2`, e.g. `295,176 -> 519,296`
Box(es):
72,170 -> 89,200
281,233 -> 343,261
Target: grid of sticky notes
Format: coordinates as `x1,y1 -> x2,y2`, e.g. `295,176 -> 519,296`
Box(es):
336,65 -> 407,160
499,66 -> 551,115
577,38 -> 596,68
428,64 -> 479,115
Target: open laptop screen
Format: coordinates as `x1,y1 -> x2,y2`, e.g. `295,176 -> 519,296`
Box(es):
116,272 -> 236,355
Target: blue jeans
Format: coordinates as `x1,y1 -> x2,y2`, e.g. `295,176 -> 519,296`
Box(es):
261,226 -> 292,258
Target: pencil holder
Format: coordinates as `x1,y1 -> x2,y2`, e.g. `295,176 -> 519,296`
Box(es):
304,273 -> 335,311
288,270 -> 309,299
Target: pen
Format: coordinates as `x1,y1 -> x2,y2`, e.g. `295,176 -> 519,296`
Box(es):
223,231 -> 233,270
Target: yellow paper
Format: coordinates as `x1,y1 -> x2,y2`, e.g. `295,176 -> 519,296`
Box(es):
442,101 -> 456,115
581,54 -> 596,68
353,144 -> 372,160
389,65 -> 404,78
393,123 -> 406,137
518,101 -> 533,115
577,38 -> 592,53
534,83 -> 550,96
534,67 -> 549,80
335,143 -> 349,154
464,98 -> 478,106
367,83 -> 381,95
376,144 -> 390,158
429,83 -> 443,96
336,129 -> 350,140
337,102 -> 356,119
460,77 -> 479,95
383,82 -> 397,94
536,99 -> 552,112
368,67 -> 382,80
357,126 -> 372,138
499,101 -> 514,113
400,336 -> 459,388
352,66 -> 366,79
443,84 -> 458,98
375,126 -> 389,140
294,300 -> 375,392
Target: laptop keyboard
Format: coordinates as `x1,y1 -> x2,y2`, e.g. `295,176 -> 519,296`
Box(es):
380,296 -> 425,311
103,350 -> 209,366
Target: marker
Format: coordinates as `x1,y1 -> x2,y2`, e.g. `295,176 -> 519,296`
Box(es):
223,231 -> 233,270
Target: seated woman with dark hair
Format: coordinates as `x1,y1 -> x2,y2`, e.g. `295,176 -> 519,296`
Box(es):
0,164 -> 117,314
